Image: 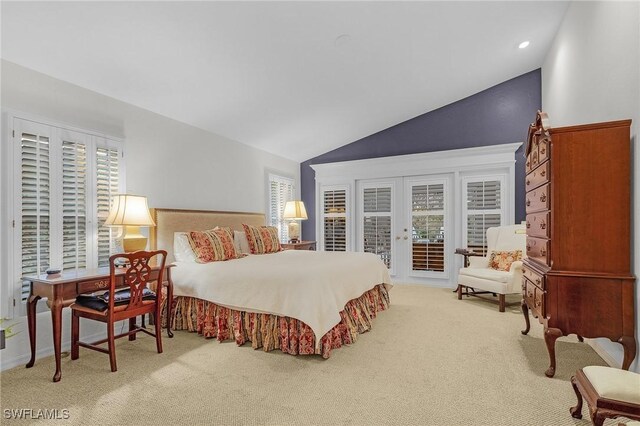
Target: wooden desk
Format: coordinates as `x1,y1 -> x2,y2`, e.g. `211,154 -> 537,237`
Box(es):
23,264 -> 174,382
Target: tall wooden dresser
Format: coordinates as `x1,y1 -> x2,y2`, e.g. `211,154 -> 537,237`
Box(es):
521,111 -> 636,377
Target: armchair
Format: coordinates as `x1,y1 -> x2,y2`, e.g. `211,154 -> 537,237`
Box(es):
456,224 -> 526,312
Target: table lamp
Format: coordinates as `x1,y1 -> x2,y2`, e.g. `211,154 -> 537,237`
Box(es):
104,194 -> 156,252
283,200 -> 308,243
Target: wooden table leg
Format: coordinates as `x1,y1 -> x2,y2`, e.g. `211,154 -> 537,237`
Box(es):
619,335 -> 637,370
166,269 -> 173,338
521,299 -> 530,335
25,294 -> 41,368
544,327 -> 563,378
48,296 -> 64,382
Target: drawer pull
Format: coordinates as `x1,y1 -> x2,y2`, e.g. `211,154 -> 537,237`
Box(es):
535,278 -> 541,285
540,145 -> 546,155
540,193 -> 547,203
540,247 -> 547,256
526,244 -> 531,252
526,179 -> 531,186
526,222 -> 531,229
526,160 -> 530,169
540,220 -> 546,230
526,199 -> 531,207
95,280 -> 108,289
540,169 -> 546,177
535,299 -> 541,307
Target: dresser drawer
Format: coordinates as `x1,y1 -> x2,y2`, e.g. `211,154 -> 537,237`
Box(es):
531,141 -> 540,170
523,277 -> 545,318
526,152 -> 533,173
538,137 -> 549,164
525,161 -> 549,192
522,263 -> 545,288
525,183 -> 549,213
526,237 -> 550,266
77,278 -> 111,294
526,211 -> 550,239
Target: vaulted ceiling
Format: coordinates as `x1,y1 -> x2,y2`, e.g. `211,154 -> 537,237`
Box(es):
1,1 -> 569,161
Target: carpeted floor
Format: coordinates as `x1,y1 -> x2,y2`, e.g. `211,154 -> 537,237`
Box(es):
1,285 -> 617,425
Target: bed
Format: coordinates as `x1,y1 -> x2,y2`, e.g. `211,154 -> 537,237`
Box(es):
150,208 -> 392,358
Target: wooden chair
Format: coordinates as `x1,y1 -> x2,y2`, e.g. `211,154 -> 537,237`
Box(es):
71,250 -> 167,372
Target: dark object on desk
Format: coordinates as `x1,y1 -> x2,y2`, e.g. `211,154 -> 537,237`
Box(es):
75,288 -> 156,312
71,250 -> 168,374
23,258 -> 173,382
520,111 -> 636,378
45,268 -> 61,275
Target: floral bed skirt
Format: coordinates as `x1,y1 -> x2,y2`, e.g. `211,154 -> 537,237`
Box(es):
165,284 -> 390,359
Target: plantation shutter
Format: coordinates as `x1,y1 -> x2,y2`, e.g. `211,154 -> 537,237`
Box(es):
322,189 -> 347,251
20,131 -> 51,300
466,180 -> 502,255
96,146 -> 121,267
62,139 -> 88,271
362,187 -> 392,268
411,183 -> 445,272
268,175 -> 294,242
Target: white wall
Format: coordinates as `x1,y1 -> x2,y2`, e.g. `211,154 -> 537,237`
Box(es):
0,60 -> 299,371
542,1 -> 640,372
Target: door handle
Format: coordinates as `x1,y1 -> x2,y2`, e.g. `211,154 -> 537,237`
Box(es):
403,236 -> 408,240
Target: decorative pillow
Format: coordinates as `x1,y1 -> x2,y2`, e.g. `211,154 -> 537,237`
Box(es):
233,230 -> 251,254
186,227 -> 239,263
173,232 -> 197,262
489,250 -> 523,272
242,224 -> 281,254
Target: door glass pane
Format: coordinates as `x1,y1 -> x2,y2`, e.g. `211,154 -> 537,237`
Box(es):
362,187 -> 392,268
411,183 -> 444,272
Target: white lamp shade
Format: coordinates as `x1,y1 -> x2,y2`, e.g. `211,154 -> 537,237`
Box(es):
283,201 -> 308,220
104,194 -> 156,227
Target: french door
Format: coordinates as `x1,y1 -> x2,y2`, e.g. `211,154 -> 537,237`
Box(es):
357,175 -> 451,283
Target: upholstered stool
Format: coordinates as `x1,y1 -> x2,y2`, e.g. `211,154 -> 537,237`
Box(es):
570,366 -> 640,426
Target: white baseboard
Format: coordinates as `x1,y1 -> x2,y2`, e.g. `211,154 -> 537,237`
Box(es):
586,338 -> 621,368
0,330 -> 106,372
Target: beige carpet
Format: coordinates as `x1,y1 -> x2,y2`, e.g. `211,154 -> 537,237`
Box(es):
1,285 -> 618,425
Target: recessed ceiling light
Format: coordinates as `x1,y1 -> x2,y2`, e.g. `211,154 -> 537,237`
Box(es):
335,34 -> 351,47
519,41 -> 530,49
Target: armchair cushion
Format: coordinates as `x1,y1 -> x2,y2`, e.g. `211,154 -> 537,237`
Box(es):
488,250 -> 523,272
459,267 -> 511,283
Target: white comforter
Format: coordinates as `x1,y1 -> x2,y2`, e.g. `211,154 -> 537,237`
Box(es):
172,250 -> 392,346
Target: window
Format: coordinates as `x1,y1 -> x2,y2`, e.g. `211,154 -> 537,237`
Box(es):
12,117 -> 124,308
362,186 -> 392,268
321,187 -> 348,251
267,174 -> 294,242
464,178 -> 503,255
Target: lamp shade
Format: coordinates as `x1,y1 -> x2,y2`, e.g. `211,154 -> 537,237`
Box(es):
104,194 -> 156,227
283,201 -> 308,220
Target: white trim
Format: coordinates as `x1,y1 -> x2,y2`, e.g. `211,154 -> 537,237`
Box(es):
586,339 -> 620,368
311,143 -> 522,181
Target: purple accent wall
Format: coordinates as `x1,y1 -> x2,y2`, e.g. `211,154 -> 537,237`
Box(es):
301,69 -> 541,241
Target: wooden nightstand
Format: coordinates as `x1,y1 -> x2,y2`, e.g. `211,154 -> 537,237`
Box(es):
281,241 -> 317,251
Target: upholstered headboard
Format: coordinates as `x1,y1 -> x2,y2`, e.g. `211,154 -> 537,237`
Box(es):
149,208 -> 265,263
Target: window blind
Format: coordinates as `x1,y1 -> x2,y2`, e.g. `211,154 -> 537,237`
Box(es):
411,183 -> 445,272
322,189 -> 347,251
362,187 -> 392,268
96,146 -> 120,267
20,132 -> 51,301
62,140 -> 87,271
466,180 -> 501,255
268,174 -> 294,242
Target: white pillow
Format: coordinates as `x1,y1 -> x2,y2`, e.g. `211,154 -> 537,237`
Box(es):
173,232 -> 197,262
234,230 -> 251,254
